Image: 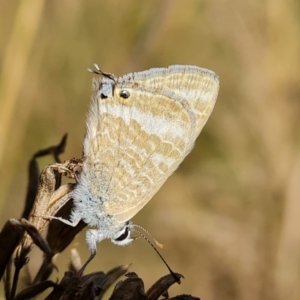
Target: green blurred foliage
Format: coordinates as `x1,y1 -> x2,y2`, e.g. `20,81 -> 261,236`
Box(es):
0,0 -> 300,299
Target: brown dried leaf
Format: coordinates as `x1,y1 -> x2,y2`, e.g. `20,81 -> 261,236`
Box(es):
0,219 -> 25,280
109,272 -> 147,300
14,280 -> 58,300
22,134 -> 68,219
146,272 -> 184,300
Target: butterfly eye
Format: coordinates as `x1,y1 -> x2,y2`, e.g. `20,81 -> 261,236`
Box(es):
115,226 -> 130,241
119,90 -> 130,99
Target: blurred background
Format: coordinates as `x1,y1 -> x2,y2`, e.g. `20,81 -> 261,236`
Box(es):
1,0 -> 300,299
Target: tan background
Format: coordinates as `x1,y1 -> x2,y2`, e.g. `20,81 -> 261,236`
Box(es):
1,1 -> 300,299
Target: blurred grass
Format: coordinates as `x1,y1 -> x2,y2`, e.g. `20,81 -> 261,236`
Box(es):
0,0 -> 300,299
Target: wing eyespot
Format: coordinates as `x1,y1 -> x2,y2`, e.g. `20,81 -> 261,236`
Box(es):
119,90 -> 130,99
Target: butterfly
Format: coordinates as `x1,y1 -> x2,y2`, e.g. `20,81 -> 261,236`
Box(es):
53,64 -> 219,271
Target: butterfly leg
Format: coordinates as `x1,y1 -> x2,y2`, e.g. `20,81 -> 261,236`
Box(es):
78,228 -> 105,276
46,214 -> 81,227
78,251 -> 96,277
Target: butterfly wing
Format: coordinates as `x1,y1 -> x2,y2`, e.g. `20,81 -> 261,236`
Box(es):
84,65 -> 219,223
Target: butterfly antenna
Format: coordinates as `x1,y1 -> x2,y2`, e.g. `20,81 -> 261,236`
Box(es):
87,63 -> 116,82
132,227 -> 181,283
133,224 -> 163,248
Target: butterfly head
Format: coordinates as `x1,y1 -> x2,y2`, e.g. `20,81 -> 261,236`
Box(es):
110,221 -> 134,246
